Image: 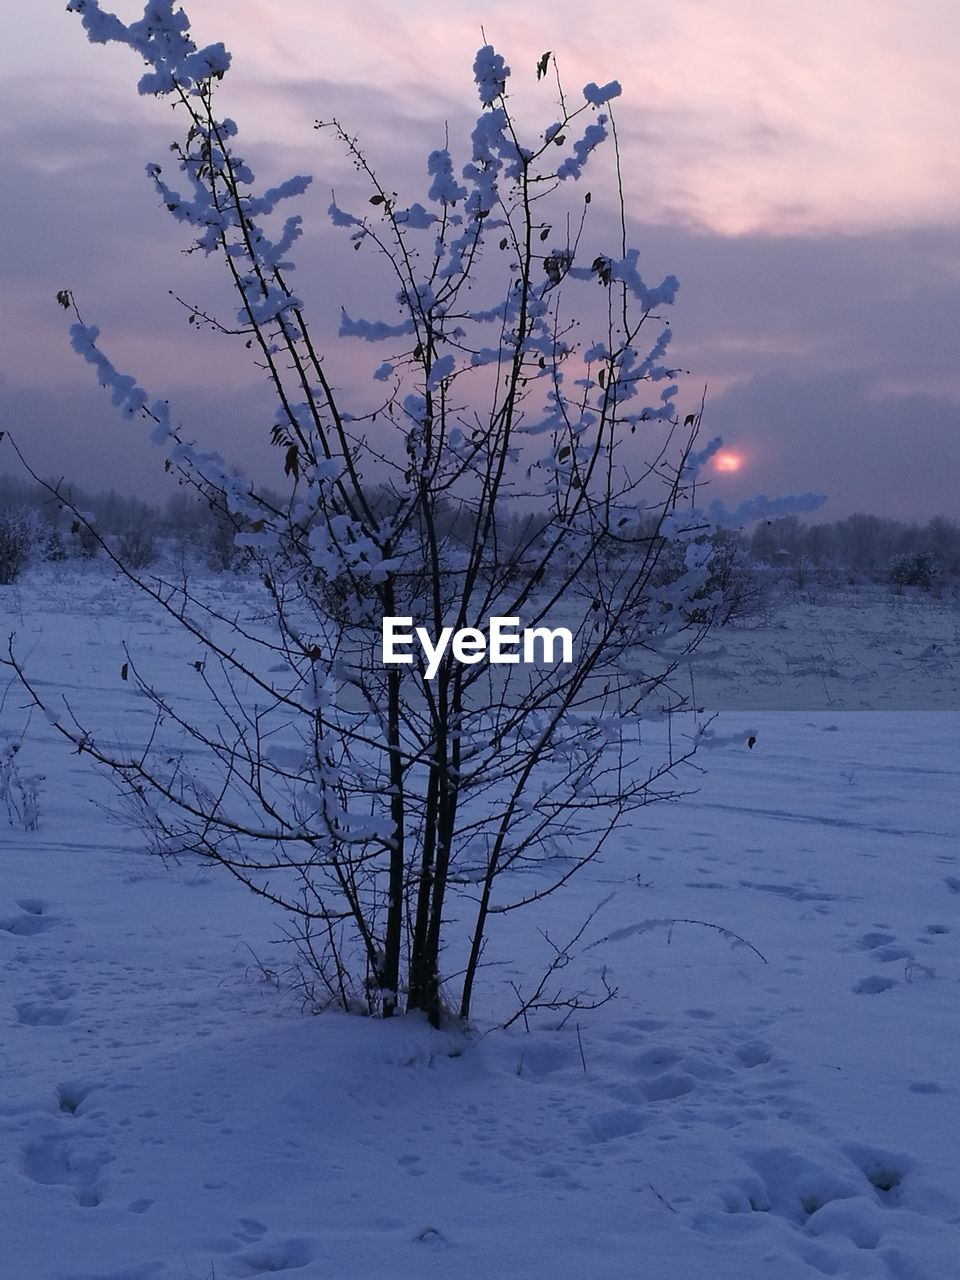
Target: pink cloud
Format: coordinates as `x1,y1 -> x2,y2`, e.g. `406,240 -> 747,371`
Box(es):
180,0 -> 960,235
7,1 -> 957,237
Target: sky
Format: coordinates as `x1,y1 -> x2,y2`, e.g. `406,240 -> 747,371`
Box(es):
1,0 -> 958,522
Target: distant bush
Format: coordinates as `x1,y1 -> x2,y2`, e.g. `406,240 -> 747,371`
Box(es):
889,551 -> 941,592
659,530 -> 770,627
0,508 -> 33,584
200,505 -> 257,573
204,508 -> 239,571
118,527 -> 157,569
709,534 -> 771,624
42,527 -> 68,562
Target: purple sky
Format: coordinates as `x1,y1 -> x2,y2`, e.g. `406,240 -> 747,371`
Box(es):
1,1 -> 958,521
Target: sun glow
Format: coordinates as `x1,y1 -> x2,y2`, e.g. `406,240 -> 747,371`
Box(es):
714,450 -> 744,473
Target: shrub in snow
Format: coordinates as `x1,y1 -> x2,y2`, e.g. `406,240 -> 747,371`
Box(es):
118,526 -> 157,569
889,551 -> 941,593
0,508 -> 33,584
708,535 -> 771,625
42,527 -> 68,562
5,1 -> 818,1026
201,504 -> 247,572
657,530 -> 770,627
0,742 -> 42,831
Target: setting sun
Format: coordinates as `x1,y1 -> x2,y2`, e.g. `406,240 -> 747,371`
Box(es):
714,450 -> 744,473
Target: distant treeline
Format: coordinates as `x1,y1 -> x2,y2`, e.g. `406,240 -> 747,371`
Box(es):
0,472 -> 196,536
0,472 -> 251,574
748,514 -> 960,576
0,472 -> 958,584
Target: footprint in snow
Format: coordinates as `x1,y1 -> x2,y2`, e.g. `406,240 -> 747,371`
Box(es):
874,945 -> 914,963
734,1040 -> 772,1068
644,1072 -> 696,1102
16,898 -> 49,915
855,931 -> 896,950
226,1238 -> 316,1276
853,975 -> 897,995
622,1017 -> 669,1034
57,1081 -> 100,1116
0,912 -> 56,937
584,1107 -> 645,1144
16,1000 -> 74,1026
633,1046 -> 683,1074
398,1153 -> 426,1176
236,1219 -> 269,1241
20,1132 -> 113,1207
841,1141 -> 912,1203
729,1141 -> 911,1232
208,1219 -> 271,1255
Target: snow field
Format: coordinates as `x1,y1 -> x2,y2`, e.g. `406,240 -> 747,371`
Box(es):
1,568 -> 959,1278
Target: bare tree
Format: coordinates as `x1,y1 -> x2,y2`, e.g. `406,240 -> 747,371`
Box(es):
0,508 -> 34,584
6,2 -> 727,1026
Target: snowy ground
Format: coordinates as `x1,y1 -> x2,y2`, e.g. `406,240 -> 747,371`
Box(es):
2,566 -> 959,1278
690,580 -> 960,711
